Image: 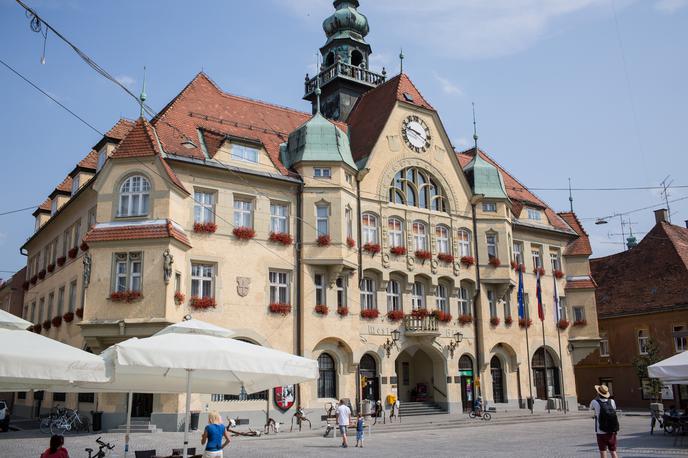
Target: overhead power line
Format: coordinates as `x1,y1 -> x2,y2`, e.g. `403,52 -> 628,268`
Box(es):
0,205 -> 41,217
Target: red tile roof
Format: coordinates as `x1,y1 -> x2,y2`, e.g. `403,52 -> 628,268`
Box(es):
77,150 -> 99,170
565,278 -> 597,290
558,212 -> 593,256
84,220 -> 191,247
591,221 -> 688,317
347,73 -> 434,163
105,118 -> 135,140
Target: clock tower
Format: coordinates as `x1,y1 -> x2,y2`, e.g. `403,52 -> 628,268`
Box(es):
304,0 -> 386,121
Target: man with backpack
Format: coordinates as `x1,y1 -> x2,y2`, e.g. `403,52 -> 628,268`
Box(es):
590,384 -> 619,458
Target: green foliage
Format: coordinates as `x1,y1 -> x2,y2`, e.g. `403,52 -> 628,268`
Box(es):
633,337 -> 663,401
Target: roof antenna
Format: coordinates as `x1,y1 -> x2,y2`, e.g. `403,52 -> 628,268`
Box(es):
472,102 -> 479,150
568,178 -> 574,212
399,48 -> 405,74
139,66 -> 147,119
315,52 -> 322,115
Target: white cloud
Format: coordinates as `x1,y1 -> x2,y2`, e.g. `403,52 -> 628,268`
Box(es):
115,75 -> 136,89
434,74 -> 463,95
655,0 -> 688,13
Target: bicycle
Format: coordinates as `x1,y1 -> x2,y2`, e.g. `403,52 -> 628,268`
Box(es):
85,437 -> 115,458
468,408 -> 492,421
40,405 -> 66,434
51,409 -> 90,434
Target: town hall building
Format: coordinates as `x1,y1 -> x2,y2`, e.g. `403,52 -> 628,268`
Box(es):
15,0 -> 600,430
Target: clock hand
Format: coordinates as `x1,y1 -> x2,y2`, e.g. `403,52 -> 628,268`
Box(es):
409,127 -> 425,138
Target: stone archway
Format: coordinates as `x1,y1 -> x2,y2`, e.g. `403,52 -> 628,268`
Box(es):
360,353 -> 379,402
532,347 -> 561,400
490,356 -> 506,404
394,344 -> 448,407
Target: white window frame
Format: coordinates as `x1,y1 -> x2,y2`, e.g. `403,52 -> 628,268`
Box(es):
532,248 -> 542,269
114,252 -> 142,293
557,296 -> 567,321
503,294 -> 511,319
51,199 -> 58,216
459,287 -> 471,316
314,167 -> 332,178
191,263 -> 215,298
233,199 -> 253,228
68,280 -> 77,312
72,220 -> 81,249
118,175 -> 151,217
436,284 -> 448,313
386,280 -> 402,312
316,205 -> 329,237
488,289 -> 497,318
232,144 -> 259,163
674,325 -> 687,353
482,202 -> 497,213
270,203 -> 289,234
572,306 -> 585,323
550,252 -> 561,271
87,206 -> 97,228
315,273 -> 326,305
345,207 -> 353,239
56,286 -> 65,317
194,191 -> 216,224
599,332 -> 610,357
336,277 -> 347,308
413,222 -> 427,251
360,277 -> 376,310
435,226 -> 450,254
458,229 -> 471,257
411,282 -> 425,310
513,242 -> 523,265
71,174 -> 80,195
388,218 -> 403,248
362,213 -> 378,244
269,271 -> 290,304
638,330 -> 649,355
527,208 -> 542,221
486,234 -> 498,259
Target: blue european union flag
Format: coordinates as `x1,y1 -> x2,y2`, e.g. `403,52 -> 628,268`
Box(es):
517,267 -> 525,319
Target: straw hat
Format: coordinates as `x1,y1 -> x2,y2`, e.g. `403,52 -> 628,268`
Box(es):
594,385 -> 610,398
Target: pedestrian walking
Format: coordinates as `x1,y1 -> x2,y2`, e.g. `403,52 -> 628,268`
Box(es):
40,435 -> 69,458
355,413 -> 365,448
336,399 -> 352,448
590,385 -> 619,458
201,411 -> 231,458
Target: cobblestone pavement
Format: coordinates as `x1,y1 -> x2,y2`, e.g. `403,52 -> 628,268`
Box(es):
0,415 -> 685,457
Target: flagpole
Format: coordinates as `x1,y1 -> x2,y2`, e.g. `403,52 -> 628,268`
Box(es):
557,326 -> 567,413
541,318 -> 550,413
517,267 -> 534,414
524,322 -> 534,414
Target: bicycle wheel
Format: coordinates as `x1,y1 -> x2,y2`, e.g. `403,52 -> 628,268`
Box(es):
50,421 -> 68,435
40,418 -> 52,434
482,412 -> 492,421
468,411 -> 476,419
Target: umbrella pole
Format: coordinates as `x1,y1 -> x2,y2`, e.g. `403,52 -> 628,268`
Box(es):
125,391 -> 133,457
183,369 -> 192,458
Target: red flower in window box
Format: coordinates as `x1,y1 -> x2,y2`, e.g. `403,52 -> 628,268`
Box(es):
554,269 -> 565,279
387,310 -> 404,321
190,296 -> 217,309
337,306 -> 349,317
22,281 -> 29,291
511,262 -> 526,272
33,323 -> 42,333
38,269 -> 46,280
360,309 -> 380,320
317,234 -> 331,247
174,292 -> 186,305
42,319 -> 51,330
458,314 -> 473,325
80,241 -> 89,252
415,250 -> 432,262
437,253 -> 454,264
460,256 -> 475,267
194,222 -> 217,234
30,275 -> 37,285
511,260 -> 518,270
505,316 -> 514,326
573,319 -> 587,327
390,246 -> 406,256
533,267 -> 546,276
269,232 -> 293,246
315,304 -> 329,315
557,319 -> 570,330
269,302 -> 292,315
519,318 -> 533,328
490,317 -> 501,326
488,257 -> 501,268
68,247 -> 78,259
75,307 -> 83,319
110,290 -> 143,303
433,310 -> 453,322
411,309 -> 429,318
363,243 -> 381,256
51,316 -> 62,328
47,264 -> 55,273
57,256 -> 66,267
346,237 -> 356,249
63,311 -> 75,323
233,226 -> 256,240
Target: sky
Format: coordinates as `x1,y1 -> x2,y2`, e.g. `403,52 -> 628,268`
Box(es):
0,0 -> 687,276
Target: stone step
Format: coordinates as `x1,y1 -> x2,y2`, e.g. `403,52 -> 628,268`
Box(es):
109,423 -> 159,434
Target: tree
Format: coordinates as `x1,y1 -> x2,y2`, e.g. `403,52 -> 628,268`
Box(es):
633,337 -> 663,402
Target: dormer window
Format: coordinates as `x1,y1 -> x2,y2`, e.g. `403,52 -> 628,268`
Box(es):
71,175 -> 80,195
232,144 -> 259,163
527,208 -> 542,221
118,175 -> 151,217
50,199 -> 58,216
97,149 -> 107,172
314,167 -> 331,178
482,202 -> 497,213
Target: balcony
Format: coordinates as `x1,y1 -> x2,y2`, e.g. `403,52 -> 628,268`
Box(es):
404,314 -> 441,338
304,62 -> 386,98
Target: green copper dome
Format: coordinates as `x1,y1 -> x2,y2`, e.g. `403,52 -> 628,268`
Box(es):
464,152 -> 508,200
323,1 -> 369,39
282,112 -> 357,170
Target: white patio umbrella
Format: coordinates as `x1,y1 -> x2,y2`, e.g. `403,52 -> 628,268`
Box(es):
0,308 -> 32,330
81,319 -> 318,457
648,351 -> 688,384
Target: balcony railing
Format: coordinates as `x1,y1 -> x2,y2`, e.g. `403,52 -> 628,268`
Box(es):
305,62 -> 386,97
404,314 -> 440,337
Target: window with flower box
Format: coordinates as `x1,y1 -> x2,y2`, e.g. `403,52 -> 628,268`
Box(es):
316,205 -> 329,237
436,225 -> 450,254
436,284 -> 449,314
503,294 -> 511,319
194,191 -> 216,225
118,175 -> 150,217
38,297 -> 45,323
191,263 -> 215,299
458,229 -> 471,257
362,213 -> 378,244
486,234 -> 498,259
315,274 -> 326,306
114,252 -> 142,293
513,241 -> 524,265
412,282 -> 425,310
557,296 -> 567,321
336,277 -> 347,309
531,246 -> 542,270
388,218 -> 403,248
62,228 -> 71,258
68,280 -> 77,313
269,271 -> 289,304
57,286 -> 65,317
387,280 -> 402,312
72,220 -> 81,250
459,287 -> 471,316
488,290 -> 497,318
270,203 -> 289,234
413,222 -> 427,251
360,277 -> 376,310
47,292 -> 54,322
233,199 -> 253,228
572,306 -> 585,324
550,251 -> 561,271
345,207 -> 353,240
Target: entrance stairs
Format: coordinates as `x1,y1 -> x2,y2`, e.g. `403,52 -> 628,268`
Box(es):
109,418 -> 159,433
399,401 -> 447,417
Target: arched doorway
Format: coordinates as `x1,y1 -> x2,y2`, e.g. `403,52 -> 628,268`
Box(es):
395,346 -> 447,405
458,355 -> 474,412
318,353 -> 337,399
490,356 -> 506,403
360,354 -> 379,402
532,348 -> 560,400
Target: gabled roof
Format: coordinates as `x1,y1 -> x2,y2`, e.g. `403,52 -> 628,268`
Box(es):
283,112 -> 357,170
347,73 -> 434,163
76,150 -> 99,171
591,221 -> 688,317
558,212 -> 593,256
105,118 -> 135,141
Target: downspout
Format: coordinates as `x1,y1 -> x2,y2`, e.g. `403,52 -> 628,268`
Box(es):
355,170 -> 367,414
296,182 -> 304,405
470,199 -> 484,398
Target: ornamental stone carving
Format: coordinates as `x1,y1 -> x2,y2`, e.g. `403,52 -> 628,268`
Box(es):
236,277 -> 251,297
82,252 -> 92,288
163,249 -> 174,285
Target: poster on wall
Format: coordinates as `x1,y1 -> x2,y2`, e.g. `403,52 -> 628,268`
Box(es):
274,385 -> 295,411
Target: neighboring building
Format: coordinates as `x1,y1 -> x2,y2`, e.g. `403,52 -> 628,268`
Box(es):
575,209 -> 688,410
0,267 -> 27,409
15,1 -> 599,430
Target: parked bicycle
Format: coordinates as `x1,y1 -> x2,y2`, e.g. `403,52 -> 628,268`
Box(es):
41,407 -> 90,434
85,437 -> 115,458
39,406 -> 66,434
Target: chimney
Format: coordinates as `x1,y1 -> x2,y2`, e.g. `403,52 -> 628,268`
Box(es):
654,209 -> 668,225
685,220 -> 688,229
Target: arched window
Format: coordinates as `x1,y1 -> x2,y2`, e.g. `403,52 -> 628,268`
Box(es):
389,167 -> 448,212
318,353 -> 336,398
351,49 -> 364,67
412,281 -> 425,310
388,218 -> 404,248
386,280 -> 402,311
436,225 -> 450,254
325,52 -> 335,67
362,213 -> 378,244
436,284 -> 449,313
360,277 -> 376,310
458,229 -> 471,257
413,222 -> 427,251
458,287 -> 471,316
118,175 -> 150,217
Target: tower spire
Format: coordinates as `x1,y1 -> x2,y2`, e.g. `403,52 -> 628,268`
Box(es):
568,178 -> 574,212
472,102 -> 479,150
139,66 -> 147,118
399,48 -> 405,74
315,52 -> 322,114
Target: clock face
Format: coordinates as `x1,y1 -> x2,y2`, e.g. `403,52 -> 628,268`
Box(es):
402,115 -> 431,152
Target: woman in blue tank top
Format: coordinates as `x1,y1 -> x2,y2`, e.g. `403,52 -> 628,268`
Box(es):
201,411 -> 230,457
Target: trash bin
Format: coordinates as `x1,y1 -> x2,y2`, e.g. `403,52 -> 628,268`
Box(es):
91,411 -> 103,432
526,397 -> 534,411
190,411 -> 200,431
